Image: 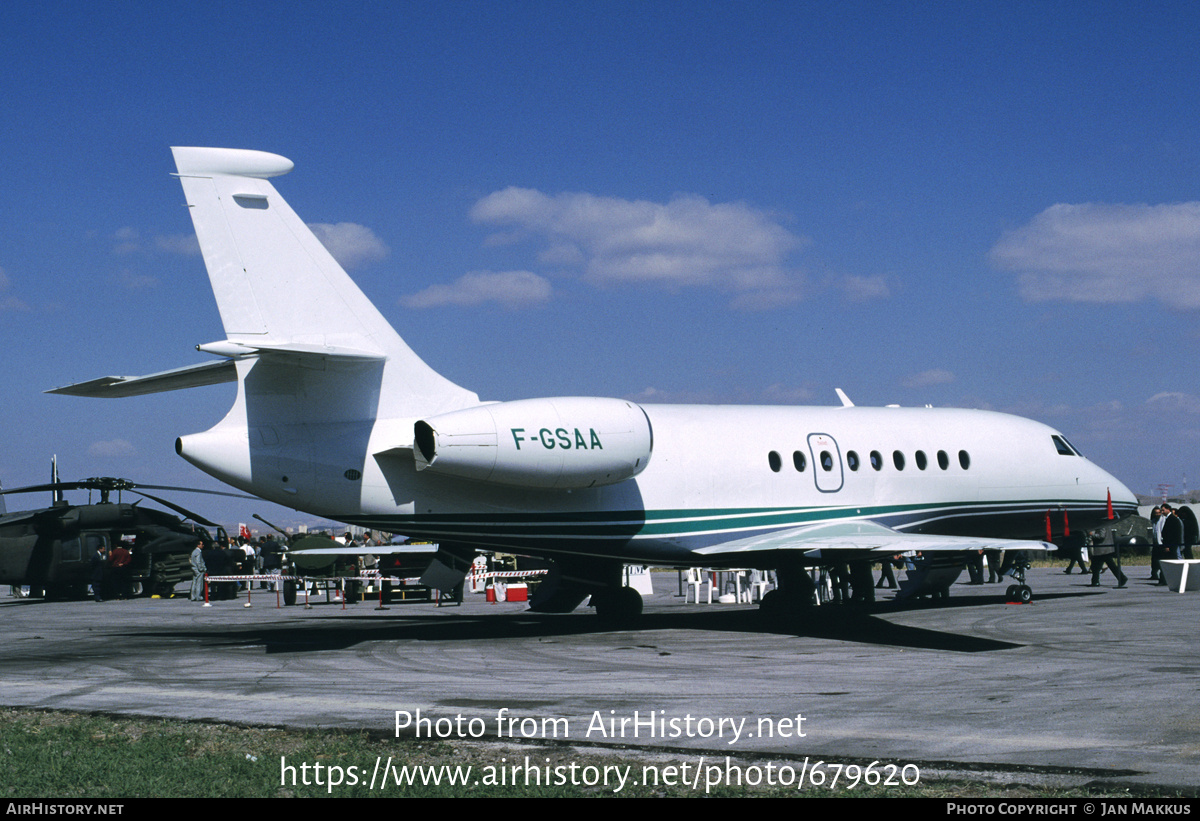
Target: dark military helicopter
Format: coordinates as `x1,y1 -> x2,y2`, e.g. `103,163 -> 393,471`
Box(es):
0,476 -> 247,600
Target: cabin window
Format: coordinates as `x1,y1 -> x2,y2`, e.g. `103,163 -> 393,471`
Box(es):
915,450 -> 927,470
820,451 -> 834,471
792,451 -> 807,472
959,450 -> 971,469
893,450 -> 905,470
870,450 -> 883,471
61,537 -> 82,563
846,450 -> 860,471
769,451 -> 782,472
937,450 -> 949,470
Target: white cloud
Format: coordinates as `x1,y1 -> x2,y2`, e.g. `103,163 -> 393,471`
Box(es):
1146,392 -> 1200,414
762,383 -> 816,403
840,274 -> 891,301
156,233 -> 200,255
0,267 -> 29,311
88,439 -> 135,457
401,270 -> 551,309
903,369 -> 955,388
470,187 -> 807,307
116,269 -> 157,290
308,222 -> 390,269
627,385 -> 721,404
112,226 -> 140,255
991,202 -> 1200,308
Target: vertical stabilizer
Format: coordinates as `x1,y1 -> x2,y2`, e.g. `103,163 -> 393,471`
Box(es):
170,147 -> 478,418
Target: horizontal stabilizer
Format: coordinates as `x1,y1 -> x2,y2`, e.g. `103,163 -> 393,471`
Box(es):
195,339 -> 386,361
47,360 -> 236,398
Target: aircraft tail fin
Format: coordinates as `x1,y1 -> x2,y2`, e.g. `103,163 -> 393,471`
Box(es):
170,147 -> 477,417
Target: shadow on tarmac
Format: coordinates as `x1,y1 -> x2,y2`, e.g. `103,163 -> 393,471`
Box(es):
119,598 -> 1036,655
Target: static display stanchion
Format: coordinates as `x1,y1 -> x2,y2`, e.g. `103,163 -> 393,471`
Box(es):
200,575 -> 289,607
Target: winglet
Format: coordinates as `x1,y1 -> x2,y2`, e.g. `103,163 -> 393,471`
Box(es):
835,388 -> 854,408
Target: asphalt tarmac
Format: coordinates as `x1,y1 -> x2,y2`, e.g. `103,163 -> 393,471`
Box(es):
2,566 -> 1197,793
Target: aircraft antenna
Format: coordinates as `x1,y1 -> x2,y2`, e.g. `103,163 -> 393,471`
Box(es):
52,455 -> 62,505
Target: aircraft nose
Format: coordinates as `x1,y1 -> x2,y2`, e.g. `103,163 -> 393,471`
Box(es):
1096,464 -> 1138,511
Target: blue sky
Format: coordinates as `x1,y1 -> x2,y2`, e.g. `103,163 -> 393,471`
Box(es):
3,1 -> 1200,529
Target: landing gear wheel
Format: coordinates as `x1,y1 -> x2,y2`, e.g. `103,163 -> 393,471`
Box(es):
1017,585 -> 1033,603
593,586 -> 642,628
759,589 -> 782,619
758,588 -> 814,622
1005,584 -> 1017,600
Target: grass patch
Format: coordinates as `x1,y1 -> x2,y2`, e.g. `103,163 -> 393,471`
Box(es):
0,709 -> 1191,798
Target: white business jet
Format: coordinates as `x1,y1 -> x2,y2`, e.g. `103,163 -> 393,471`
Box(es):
51,147 -> 1138,623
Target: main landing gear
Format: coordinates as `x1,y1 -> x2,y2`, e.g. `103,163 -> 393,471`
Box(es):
528,558 -> 644,628
591,586 -> 643,628
758,562 -> 818,620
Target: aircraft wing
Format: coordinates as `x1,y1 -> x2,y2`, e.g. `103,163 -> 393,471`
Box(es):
693,520 -> 1052,560
287,544 -> 438,557
46,360 -> 237,398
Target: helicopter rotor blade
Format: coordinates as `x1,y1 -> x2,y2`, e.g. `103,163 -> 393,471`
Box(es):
0,479 -> 257,502
0,477 -> 256,530
131,484 -> 258,500
0,481 -> 93,496
132,490 -> 219,528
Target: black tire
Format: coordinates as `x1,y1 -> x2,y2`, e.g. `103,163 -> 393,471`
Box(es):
759,588 -> 781,619
283,580 -> 297,606
1018,585 -> 1033,603
594,586 -> 642,628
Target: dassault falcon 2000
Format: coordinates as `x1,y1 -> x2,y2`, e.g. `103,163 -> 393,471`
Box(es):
52,147 -> 1138,624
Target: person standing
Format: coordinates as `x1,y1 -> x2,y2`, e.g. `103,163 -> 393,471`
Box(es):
1159,505 -> 1184,585
1150,505 -> 1165,580
189,540 -> 207,602
90,542 -> 107,602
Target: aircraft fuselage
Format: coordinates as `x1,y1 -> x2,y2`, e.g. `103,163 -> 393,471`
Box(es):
179,399 -> 1136,566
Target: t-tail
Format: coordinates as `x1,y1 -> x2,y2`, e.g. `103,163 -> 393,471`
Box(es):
166,148 -> 480,501
170,147 -> 478,419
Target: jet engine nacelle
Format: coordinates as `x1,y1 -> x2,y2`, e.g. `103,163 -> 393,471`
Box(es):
413,397 -> 653,489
